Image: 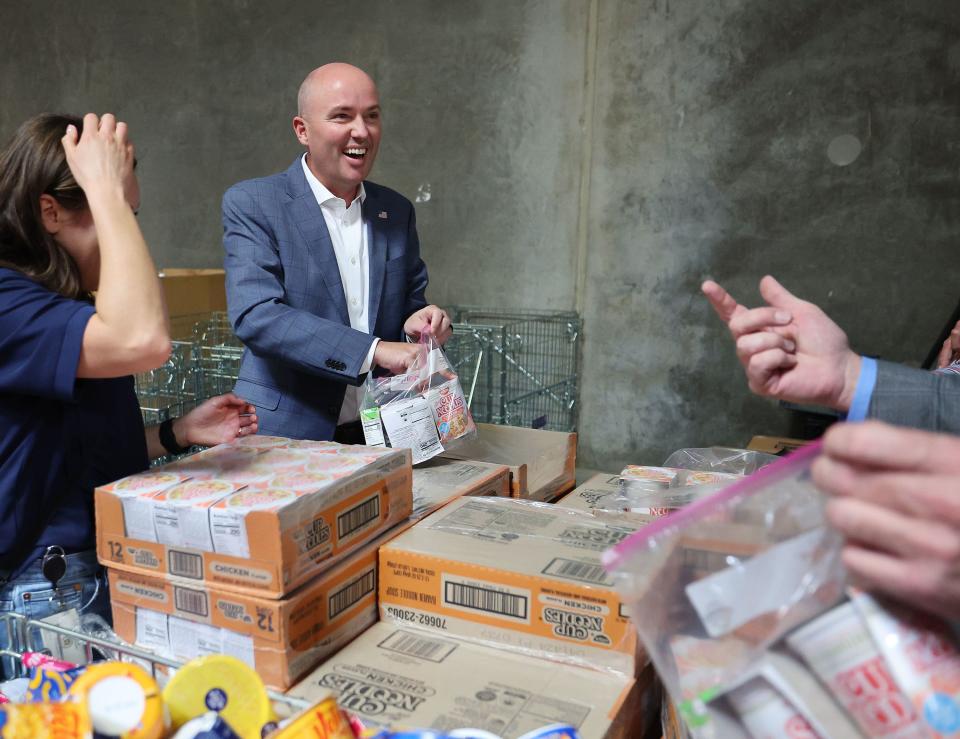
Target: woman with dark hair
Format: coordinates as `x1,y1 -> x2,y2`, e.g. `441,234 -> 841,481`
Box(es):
0,112 -> 257,663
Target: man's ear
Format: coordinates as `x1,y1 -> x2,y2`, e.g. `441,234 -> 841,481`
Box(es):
292,115 -> 309,145
39,194 -> 62,235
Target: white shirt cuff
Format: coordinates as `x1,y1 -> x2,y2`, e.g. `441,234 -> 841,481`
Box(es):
362,338 -> 380,373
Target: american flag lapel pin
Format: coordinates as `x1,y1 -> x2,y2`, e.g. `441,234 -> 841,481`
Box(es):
378,211 -> 388,219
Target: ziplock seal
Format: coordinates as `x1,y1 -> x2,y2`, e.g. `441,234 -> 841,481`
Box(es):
602,440 -> 822,570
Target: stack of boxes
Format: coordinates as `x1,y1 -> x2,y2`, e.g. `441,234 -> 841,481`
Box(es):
95,436 -> 414,690
93,425 -> 660,735
290,494 -> 656,736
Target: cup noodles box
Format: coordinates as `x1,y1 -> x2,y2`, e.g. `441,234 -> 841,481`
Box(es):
96,438 -> 412,598
287,623 -> 636,738
378,497 -> 643,676
411,459 -> 511,519
109,528 -> 403,691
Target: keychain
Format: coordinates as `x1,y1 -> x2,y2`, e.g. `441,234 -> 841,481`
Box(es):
41,546 -> 67,608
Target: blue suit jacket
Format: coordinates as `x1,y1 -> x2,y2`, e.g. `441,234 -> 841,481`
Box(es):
222,157 -> 428,440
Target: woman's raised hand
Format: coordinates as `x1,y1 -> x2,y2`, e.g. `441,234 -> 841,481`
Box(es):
60,113 -> 135,198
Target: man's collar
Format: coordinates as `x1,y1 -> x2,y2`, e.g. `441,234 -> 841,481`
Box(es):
301,154 -> 366,207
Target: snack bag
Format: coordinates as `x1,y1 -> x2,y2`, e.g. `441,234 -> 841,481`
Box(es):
361,332 -> 476,464
603,443 -> 846,735
853,591 -> 960,738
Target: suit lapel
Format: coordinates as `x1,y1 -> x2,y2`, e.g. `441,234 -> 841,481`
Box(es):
284,158 -> 349,323
363,188 -> 388,332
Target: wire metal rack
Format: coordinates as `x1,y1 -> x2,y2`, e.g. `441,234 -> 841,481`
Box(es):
192,312 -> 244,400
134,307 -> 581,435
0,611 -> 309,711
135,340 -> 197,426
445,307 -> 581,432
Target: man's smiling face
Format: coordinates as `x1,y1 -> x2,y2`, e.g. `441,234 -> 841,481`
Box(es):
294,64 -> 382,203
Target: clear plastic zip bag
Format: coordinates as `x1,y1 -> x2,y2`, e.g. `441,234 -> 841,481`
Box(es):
360,332 -> 477,464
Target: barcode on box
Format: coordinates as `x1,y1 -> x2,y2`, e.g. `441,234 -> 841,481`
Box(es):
174,586 -> 209,617
379,630 -> 457,663
445,581 -> 528,620
337,494 -> 380,540
168,550 -> 203,579
542,557 -> 611,585
329,569 -> 377,619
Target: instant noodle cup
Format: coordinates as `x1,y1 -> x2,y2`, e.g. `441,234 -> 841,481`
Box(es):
103,471 -> 189,542
0,702 -> 92,738
162,655 -> 275,739
305,456 -> 366,477
268,471 -> 336,491
257,449 -> 310,469
153,479 -> 243,551
210,488 -> 299,557
285,439 -> 343,451
68,662 -> 166,739
230,435 -> 291,449
219,463 -> 278,488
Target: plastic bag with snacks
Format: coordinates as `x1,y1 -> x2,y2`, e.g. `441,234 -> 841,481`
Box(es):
602,443 -> 846,736
360,332 -> 476,464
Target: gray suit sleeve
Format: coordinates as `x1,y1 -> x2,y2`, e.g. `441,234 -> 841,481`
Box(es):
222,185 -> 374,384
866,359 -> 960,433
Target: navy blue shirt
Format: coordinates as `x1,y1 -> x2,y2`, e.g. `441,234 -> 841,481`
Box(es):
0,268 -> 147,577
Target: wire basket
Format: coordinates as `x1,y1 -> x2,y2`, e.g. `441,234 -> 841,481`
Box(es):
134,340 -> 196,426
192,312 -> 244,399
446,307 -> 581,432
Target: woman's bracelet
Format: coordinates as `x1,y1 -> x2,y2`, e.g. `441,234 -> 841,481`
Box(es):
159,418 -> 190,455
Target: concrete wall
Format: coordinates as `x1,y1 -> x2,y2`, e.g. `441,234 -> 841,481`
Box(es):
3,0 -> 958,470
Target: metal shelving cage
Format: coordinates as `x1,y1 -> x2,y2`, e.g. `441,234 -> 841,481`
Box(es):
445,307 -> 582,432
134,307 -> 582,436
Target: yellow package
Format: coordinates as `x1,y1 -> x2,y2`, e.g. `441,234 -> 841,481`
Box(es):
0,702 -> 92,738
266,696 -> 355,738
68,662 -> 166,739
163,655 -> 276,739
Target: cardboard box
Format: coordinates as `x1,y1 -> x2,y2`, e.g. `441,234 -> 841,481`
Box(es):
411,458 -> 511,519
159,268 -> 227,317
747,435 -> 809,455
554,472 -> 621,512
440,423 -> 576,501
109,528 -> 400,691
379,497 -> 642,676
287,623 -> 635,737
97,439 -> 413,598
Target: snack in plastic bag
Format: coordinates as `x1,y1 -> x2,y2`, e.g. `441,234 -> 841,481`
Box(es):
603,443 -> 846,732
361,332 -> 476,464
852,590 -> 960,738
785,600 -> 926,738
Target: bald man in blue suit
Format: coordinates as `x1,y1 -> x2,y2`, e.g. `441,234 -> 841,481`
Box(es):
223,63 -> 451,441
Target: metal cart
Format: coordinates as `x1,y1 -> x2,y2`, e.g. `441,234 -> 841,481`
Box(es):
0,611 -> 310,712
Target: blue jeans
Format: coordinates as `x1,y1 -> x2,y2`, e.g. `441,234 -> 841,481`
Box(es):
0,550 -> 110,678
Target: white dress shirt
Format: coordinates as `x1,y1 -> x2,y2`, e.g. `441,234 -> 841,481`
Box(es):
301,155 -> 380,425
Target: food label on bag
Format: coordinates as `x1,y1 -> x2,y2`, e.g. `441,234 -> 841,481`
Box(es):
360,408 -> 386,447
380,397 -> 443,464
426,379 -> 472,443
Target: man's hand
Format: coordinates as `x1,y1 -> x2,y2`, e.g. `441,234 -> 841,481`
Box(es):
173,393 -> 258,447
702,275 -> 861,411
404,305 -> 452,345
936,319 -> 960,369
374,341 -> 423,375
812,420 -> 960,620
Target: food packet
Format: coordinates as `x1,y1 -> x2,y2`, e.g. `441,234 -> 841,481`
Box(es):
0,701 -> 93,737
361,332 -> 476,464
852,590 -> 960,738
603,443 -> 846,734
